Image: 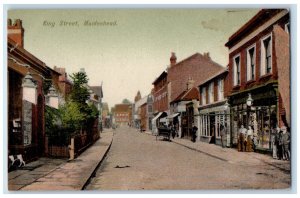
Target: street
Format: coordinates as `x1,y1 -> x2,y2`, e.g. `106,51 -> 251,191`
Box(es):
86,126 -> 291,190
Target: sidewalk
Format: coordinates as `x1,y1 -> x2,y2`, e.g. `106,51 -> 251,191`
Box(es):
171,137 -> 290,173
8,130 -> 114,191
143,130 -> 290,173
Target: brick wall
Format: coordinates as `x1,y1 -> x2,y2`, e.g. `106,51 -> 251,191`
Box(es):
168,53 -> 224,103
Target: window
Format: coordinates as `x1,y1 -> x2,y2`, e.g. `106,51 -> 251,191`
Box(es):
218,79 -> 224,101
201,87 -> 206,105
247,46 -> 256,81
233,55 -> 241,86
208,82 -> 214,103
260,34 -> 272,76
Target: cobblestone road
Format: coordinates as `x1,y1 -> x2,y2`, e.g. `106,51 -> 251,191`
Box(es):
86,126 -> 291,190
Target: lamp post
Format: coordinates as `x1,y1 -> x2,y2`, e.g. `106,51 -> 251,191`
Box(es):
246,93 -> 253,107
22,72 -> 37,104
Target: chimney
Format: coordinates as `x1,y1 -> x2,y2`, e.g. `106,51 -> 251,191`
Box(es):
203,52 -> 211,60
186,77 -> 195,90
170,52 -> 177,66
8,19 -> 25,47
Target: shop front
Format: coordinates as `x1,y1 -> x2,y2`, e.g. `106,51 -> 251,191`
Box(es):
198,101 -> 230,146
229,83 -> 279,152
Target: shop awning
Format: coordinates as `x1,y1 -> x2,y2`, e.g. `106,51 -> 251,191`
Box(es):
152,112 -> 163,124
160,117 -> 168,123
167,113 -> 180,119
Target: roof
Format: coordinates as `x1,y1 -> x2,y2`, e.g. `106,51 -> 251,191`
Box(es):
114,103 -> 131,112
171,87 -> 199,104
172,52 -> 224,70
225,9 -> 286,47
197,68 -> 228,87
90,86 -> 103,98
152,70 -> 167,85
8,38 -> 61,77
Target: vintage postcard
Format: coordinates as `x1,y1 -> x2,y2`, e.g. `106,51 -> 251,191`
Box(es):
6,6 -> 292,192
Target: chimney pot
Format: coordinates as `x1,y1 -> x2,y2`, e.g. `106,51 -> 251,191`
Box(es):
170,52 -> 177,66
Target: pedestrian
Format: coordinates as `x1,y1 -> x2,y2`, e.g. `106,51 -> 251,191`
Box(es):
238,125 -> 247,152
246,126 -> 254,152
272,127 -> 280,159
281,126 -> 290,161
220,124 -> 226,148
171,124 -> 176,139
277,130 -> 283,160
191,125 -> 198,143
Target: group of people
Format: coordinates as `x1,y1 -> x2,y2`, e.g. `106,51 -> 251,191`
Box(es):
237,124 -> 291,160
273,126 -> 290,161
237,125 -> 254,152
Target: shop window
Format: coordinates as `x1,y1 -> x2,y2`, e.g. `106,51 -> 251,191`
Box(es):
260,34 -> 272,76
247,45 -> 256,81
233,55 -> 241,86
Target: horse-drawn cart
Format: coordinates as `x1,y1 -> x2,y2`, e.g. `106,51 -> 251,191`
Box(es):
156,127 -> 171,141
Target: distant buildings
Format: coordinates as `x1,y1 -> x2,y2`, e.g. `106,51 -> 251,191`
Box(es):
114,104 -> 132,127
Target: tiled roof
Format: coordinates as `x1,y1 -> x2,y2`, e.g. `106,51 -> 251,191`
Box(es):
171,87 -> 199,103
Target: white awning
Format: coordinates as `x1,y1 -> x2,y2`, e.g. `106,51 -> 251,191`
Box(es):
167,113 -> 180,119
159,117 -> 168,123
152,112 -> 163,124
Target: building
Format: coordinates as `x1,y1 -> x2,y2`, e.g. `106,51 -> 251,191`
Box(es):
114,104 -> 132,127
225,9 -> 290,151
7,19 -> 61,161
169,78 -> 200,138
167,52 -> 225,103
152,70 -> 168,133
53,66 -> 73,104
133,91 -> 142,128
146,92 -> 154,131
198,69 -> 230,146
89,85 -> 104,132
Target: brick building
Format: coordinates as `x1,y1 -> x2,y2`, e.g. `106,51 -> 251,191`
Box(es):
8,19 -> 61,162
198,69 -> 229,146
167,52 -> 225,103
114,104 -> 132,127
225,9 -> 290,151
152,70 -> 168,133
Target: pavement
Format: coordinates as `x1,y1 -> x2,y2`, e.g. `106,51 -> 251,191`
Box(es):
7,130 -> 114,191
144,130 -> 290,173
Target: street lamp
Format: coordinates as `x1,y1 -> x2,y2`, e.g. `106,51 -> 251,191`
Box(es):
22,72 -> 37,105
246,93 -> 253,107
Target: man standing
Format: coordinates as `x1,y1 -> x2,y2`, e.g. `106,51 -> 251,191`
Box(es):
220,125 -> 226,148
238,125 -> 247,152
281,126 -> 290,161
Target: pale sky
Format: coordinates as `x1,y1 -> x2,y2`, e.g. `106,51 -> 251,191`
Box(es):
8,9 -> 259,109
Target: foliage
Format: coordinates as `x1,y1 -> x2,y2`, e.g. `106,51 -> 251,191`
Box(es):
45,70 -> 100,147
69,71 -> 90,104
122,98 -> 131,104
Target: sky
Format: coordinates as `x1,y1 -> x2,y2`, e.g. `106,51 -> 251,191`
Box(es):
8,8 -> 259,109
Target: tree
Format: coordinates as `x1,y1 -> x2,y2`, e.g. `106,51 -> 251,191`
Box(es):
122,98 -> 131,104
69,71 -> 90,104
